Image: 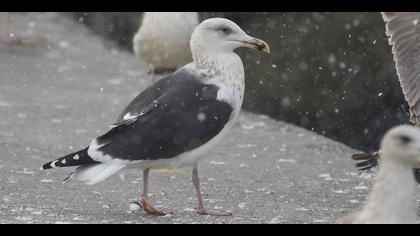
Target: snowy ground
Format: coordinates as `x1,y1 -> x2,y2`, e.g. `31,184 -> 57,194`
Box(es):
0,12 -> 410,224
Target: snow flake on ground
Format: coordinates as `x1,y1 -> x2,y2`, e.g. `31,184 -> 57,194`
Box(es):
241,121 -> 267,130
209,161 -> 225,165
238,202 -> 247,209
277,158 -> 297,163
352,185 -> 368,190
318,173 -> 333,181
269,216 -> 286,224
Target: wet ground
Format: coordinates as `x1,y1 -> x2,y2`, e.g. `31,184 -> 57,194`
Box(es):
0,12 -> 410,224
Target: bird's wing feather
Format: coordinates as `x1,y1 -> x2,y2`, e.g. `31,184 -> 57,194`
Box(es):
382,12 -> 420,125
90,68 -> 234,162
114,71 -> 181,125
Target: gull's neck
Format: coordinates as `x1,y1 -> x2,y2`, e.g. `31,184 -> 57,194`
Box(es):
193,51 -> 244,80
357,157 -> 417,224
192,50 -> 245,110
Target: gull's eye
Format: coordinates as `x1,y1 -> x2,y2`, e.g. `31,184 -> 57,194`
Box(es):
396,135 -> 412,144
219,26 -> 232,35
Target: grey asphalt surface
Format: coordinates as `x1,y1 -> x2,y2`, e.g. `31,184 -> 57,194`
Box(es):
0,12 -> 408,224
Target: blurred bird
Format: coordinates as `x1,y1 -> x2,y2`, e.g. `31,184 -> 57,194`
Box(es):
41,18 -> 270,216
2,13 -> 12,43
344,126 -> 420,224
133,12 -> 199,76
1,12 -> 44,47
352,12 -> 420,182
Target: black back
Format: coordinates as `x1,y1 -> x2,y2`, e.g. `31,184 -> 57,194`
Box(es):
95,68 -> 234,161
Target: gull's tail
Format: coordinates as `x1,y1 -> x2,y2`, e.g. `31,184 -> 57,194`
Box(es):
41,147 -> 127,185
40,147 -> 99,170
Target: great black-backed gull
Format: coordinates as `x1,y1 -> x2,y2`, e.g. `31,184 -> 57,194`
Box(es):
133,12 -> 199,74
41,18 -> 270,216
352,12 -> 420,182
344,126 -> 420,224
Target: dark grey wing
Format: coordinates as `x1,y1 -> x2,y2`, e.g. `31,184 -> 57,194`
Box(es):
94,69 -> 234,161
112,70 -> 183,127
382,12 -> 420,125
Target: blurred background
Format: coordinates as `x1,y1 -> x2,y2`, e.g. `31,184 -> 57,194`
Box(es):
62,12 -> 410,152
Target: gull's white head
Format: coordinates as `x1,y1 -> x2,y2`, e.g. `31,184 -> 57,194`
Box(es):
381,125 -> 420,165
190,18 -> 270,60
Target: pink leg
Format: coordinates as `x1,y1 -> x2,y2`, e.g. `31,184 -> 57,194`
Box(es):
140,168 -> 165,216
192,164 -> 232,216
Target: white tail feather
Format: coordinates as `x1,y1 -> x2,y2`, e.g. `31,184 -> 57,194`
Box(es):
72,159 -> 128,185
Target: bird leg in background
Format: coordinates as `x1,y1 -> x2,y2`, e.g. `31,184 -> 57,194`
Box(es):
192,164 -> 232,216
148,64 -> 156,81
140,168 -> 165,216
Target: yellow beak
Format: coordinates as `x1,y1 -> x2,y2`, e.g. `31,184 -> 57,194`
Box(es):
241,37 -> 270,54
254,38 -> 270,53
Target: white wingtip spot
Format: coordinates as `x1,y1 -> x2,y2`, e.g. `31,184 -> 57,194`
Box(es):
61,159 -> 67,164
73,154 -> 80,160
50,160 -> 59,168
40,166 -> 45,171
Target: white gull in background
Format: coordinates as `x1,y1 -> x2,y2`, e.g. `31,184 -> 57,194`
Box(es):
344,126 -> 420,224
133,12 -> 199,73
353,12 -> 420,181
41,18 -> 270,216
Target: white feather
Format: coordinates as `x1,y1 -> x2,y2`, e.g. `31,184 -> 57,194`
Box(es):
72,159 -> 128,185
87,139 -> 112,162
216,88 -> 235,107
123,112 -> 136,120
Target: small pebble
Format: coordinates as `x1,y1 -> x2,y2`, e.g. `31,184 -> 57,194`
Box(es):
129,202 -> 141,212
